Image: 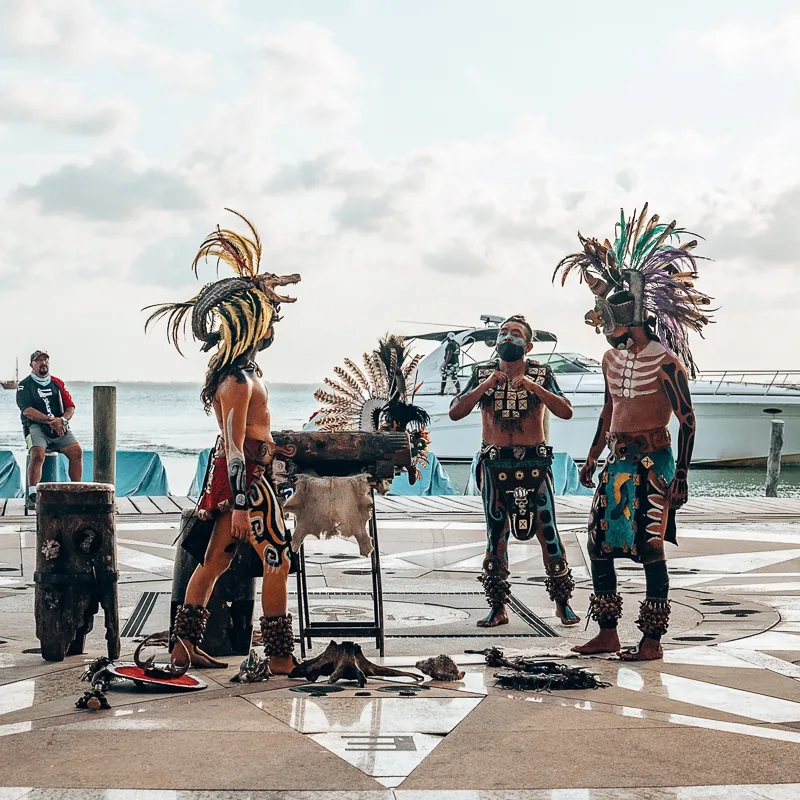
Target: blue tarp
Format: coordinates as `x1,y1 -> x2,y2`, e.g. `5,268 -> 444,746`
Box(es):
0,451 -> 22,498
189,449 -> 212,497
389,451 -> 457,496
465,450 -> 593,497
5,450 -> 168,497
189,448 -> 458,497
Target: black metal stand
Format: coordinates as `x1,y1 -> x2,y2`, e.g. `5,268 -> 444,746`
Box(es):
295,488 -> 385,657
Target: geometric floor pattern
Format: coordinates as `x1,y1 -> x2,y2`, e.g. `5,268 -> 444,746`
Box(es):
3,514 -> 800,794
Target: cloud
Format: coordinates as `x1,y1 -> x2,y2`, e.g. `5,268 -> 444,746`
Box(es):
615,169 -> 638,192
0,0 -> 212,86
12,152 -> 201,220
0,75 -> 135,135
700,14 -> 800,73
333,193 -> 393,232
712,184 -> 800,267
423,242 -> 490,277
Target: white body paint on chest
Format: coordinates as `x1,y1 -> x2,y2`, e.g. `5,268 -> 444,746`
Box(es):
607,340 -> 667,399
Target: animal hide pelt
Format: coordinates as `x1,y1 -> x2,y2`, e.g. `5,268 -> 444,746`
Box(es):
284,474 -> 374,556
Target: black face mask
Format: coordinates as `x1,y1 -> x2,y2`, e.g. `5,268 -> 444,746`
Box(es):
606,333 -> 634,350
258,334 -> 274,351
497,341 -> 525,362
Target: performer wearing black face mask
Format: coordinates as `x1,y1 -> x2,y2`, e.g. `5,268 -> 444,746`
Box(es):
448,315 -> 579,629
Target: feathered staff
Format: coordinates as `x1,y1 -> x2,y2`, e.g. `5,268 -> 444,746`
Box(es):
554,203 -> 713,376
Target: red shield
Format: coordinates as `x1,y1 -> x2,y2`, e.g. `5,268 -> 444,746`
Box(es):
106,663 -> 207,691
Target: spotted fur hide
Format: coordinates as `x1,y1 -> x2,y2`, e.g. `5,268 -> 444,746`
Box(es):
284,474 -> 374,557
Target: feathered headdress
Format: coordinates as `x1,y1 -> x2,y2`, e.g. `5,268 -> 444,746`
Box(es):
144,209 -> 301,370
314,335 -> 431,478
553,203 -> 713,376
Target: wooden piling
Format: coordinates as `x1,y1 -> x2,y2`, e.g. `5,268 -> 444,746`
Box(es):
765,419 -> 784,498
34,482 -> 120,661
93,385 -> 116,485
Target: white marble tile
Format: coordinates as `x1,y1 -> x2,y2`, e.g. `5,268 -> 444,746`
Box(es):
670,549 -> 800,574
723,632 -> 800,651
0,679 -> 34,715
0,721 -> 32,738
115,545 -> 175,573
0,788 -> 32,800
662,646 -> 759,669
613,666 -> 800,722
310,730 -> 444,779
749,785 -> 800,800
716,645 -> 800,678
263,696 -> 482,734
304,598 -> 470,630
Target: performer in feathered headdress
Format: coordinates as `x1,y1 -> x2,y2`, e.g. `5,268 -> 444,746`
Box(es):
554,203 -> 713,661
314,334 -> 432,480
448,316 -> 580,629
144,209 -> 301,672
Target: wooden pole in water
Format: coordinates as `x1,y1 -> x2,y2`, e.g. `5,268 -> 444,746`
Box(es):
765,419 -> 784,498
93,386 -> 116,486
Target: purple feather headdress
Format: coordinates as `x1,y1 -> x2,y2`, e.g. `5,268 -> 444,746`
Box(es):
553,202 -> 713,376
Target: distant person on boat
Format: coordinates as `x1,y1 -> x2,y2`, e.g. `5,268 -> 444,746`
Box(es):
439,332 -> 461,395
448,315 -> 580,628
555,203 -> 713,661
144,209 -> 300,674
16,350 -> 83,510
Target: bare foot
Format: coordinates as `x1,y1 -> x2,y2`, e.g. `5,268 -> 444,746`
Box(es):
270,654 -> 300,675
556,601 -> 581,627
618,637 -> 663,661
477,606 -> 509,628
571,629 -> 620,655
173,642 -> 228,669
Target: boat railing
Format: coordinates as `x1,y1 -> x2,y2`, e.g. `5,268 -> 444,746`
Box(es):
696,370 -> 800,396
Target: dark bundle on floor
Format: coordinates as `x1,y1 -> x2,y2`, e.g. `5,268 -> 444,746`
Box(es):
467,647 -> 609,692
494,662 -> 610,692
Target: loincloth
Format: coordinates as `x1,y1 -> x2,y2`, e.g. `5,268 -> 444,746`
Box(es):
588,431 -> 676,564
477,443 -> 556,541
184,439 -> 293,575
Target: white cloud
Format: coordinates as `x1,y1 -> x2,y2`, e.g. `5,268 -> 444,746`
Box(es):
0,75 -> 136,136
700,13 -> 800,73
0,0 -> 213,86
12,150 -> 202,220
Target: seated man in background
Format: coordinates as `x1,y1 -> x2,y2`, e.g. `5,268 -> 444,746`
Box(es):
16,350 -> 83,510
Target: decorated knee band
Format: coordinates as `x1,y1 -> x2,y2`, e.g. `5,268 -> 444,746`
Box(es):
636,597 -> 671,639
588,593 -> 623,629
261,613 -> 295,656
173,603 -> 210,646
544,558 -> 575,604
478,556 -> 511,609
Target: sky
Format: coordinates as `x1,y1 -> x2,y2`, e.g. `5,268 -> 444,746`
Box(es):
1,0 -> 799,383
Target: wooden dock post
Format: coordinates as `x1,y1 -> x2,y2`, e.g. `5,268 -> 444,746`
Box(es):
34,482 -> 120,661
765,419 -> 784,497
93,386 -> 116,486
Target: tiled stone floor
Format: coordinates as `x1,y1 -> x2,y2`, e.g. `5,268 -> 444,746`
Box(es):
3,517 -> 800,795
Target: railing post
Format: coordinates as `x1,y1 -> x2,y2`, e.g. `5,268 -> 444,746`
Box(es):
93,386 -> 116,486
765,419 -> 784,498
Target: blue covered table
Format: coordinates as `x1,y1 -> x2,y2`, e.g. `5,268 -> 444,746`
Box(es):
0,451 -> 22,498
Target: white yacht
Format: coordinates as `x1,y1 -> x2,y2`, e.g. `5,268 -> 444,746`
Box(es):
406,315 -> 800,467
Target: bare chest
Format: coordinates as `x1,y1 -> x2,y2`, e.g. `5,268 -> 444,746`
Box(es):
605,341 -> 667,400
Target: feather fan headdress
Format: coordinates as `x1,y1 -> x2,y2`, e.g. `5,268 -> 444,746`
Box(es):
553,203 -> 713,376
144,209 -> 300,370
314,335 -> 429,433
313,334 -> 431,480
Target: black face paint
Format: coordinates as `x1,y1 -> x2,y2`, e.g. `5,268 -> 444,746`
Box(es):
605,333 -> 634,350
258,334 -> 274,351
496,333 -> 527,362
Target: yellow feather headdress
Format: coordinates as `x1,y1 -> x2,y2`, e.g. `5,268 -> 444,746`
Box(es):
144,209 -> 301,372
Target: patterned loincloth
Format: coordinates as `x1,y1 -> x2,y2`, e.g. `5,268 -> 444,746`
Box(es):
588,436 -> 676,564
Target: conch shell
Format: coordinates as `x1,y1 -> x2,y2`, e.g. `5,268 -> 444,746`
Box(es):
415,654 -> 465,681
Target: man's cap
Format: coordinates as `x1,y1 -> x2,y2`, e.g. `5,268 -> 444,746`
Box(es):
30,350 -> 49,363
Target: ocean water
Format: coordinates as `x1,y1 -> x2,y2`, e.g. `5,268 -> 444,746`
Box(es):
1,381 -> 798,497
0,382 -> 319,495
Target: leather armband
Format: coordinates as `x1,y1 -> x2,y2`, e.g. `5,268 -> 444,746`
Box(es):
229,459 -> 249,510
